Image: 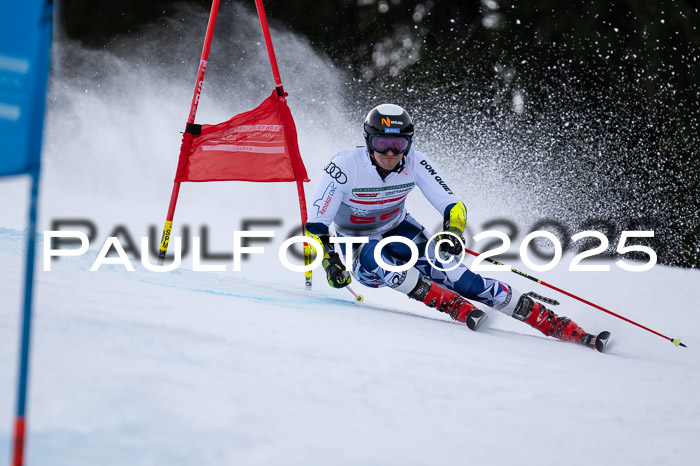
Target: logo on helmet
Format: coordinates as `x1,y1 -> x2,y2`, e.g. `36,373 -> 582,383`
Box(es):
381,117 -> 390,126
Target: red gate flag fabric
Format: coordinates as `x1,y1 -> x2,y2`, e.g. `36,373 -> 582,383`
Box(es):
175,90 -> 309,183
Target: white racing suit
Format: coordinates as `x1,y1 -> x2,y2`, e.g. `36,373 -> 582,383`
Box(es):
306,146 -> 520,316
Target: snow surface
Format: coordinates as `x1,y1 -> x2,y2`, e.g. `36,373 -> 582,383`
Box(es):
2,6 -> 700,465
2,225 -> 699,466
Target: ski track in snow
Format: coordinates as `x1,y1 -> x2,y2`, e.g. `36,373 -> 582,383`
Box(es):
1,228 -> 699,466
2,10 -> 700,463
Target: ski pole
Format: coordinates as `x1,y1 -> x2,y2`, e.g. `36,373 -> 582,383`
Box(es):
347,285 -> 364,303
463,248 -> 686,348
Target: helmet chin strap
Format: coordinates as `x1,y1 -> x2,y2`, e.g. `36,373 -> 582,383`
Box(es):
370,153 -> 406,180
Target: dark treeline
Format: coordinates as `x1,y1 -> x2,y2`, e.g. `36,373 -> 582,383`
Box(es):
59,0 -> 699,267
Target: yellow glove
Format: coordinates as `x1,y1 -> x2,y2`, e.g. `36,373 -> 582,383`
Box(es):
306,230 -> 352,288
437,201 -> 467,255
322,253 -> 352,288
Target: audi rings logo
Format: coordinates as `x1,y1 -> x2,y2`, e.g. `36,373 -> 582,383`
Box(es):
324,162 -> 348,184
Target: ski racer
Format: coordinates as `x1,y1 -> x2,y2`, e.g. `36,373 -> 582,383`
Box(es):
305,103 -> 603,347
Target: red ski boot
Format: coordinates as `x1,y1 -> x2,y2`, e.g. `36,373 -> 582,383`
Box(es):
408,276 -> 486,330
513,294 -> 594,346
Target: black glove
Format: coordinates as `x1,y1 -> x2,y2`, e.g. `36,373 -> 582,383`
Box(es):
322,252 -> 352,288
436,227 -> 465,256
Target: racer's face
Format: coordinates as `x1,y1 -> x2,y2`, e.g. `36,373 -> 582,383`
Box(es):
372,149 -> 403,171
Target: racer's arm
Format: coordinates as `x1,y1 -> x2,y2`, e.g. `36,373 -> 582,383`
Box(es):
413,151 -> 460,214
413,152 -> 467,254
306,157 -> 352,288
306,223 -> 352,289
439,201 -> 468,255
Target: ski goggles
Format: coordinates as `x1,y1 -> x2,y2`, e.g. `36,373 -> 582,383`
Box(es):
368,135 -> 411,154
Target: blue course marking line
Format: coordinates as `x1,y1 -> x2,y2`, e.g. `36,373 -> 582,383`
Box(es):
139,278 -> 354,308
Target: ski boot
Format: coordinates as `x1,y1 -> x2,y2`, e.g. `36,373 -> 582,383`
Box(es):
408,276 -> 486,330
513,294 -> 609,351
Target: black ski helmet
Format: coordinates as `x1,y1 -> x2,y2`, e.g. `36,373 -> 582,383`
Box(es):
363,104 -> 414,155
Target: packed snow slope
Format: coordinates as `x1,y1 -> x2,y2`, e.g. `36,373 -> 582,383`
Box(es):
1,227 -> 699,466
2,6 -> 700,465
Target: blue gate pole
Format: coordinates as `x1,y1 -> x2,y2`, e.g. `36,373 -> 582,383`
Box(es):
12,168 -> 41,466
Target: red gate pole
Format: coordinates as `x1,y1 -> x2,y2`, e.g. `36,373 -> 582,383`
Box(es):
253,0 -> 283,91
254,0 -> 313,289
296,179 -> 312,289
158,0 -> 221,264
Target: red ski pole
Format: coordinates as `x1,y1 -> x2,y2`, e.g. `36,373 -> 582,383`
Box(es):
463,248 -> 686,348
